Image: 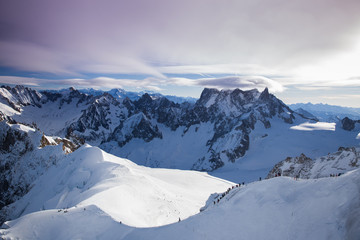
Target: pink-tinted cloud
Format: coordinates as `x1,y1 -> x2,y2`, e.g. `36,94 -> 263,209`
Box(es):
1,0 -> 360,93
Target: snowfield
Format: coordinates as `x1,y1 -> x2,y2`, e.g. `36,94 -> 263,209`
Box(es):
211,118 -> 360,183
1,145 -> 232,228
1,168 -> 359,240
290,121 -> 336,131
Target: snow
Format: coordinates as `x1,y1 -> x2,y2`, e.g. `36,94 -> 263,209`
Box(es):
1,145 -> 232,228
310,148 -> 360,178
2,169 -> 359,240
0,102 -> 17,116
0,88 -> 18,106
290,121 -> 336,131
267,147 -> 360,179
101,122 -> 215,170
204,94 -> 217,108
210,118 -> 360,183
11,99 -> 87,136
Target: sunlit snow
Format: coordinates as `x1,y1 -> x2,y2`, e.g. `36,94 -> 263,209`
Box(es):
290,121 -> 336,131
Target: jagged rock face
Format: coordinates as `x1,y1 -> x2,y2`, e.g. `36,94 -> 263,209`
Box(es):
0,122 -> 34,212
266,153 -> 314,179
0,122 -> 75,224
68,94 -> 133,143
0,85 -> 301,172
0,85 -> 42,111
134,94 -> 185,131
189,88 -> 295,169
267,147 -> 360,179
58,87 -> 94,109
60,87 -> 298,171
341,117 -> 360,131
40,135 -> 80,154
110,112 -> 162,147
0,122 -> 33,155
40,91 -> 62,103
0,112 -> 16,123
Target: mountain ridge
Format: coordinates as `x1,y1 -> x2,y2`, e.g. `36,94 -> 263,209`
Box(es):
1,85 -> 359,175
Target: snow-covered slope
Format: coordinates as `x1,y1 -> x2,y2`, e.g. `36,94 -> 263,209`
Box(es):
2,168 -> 359,240
0,121 -> 80,223
0,85 -> 42,112
0,144 -> 232,228
293,107 -> 319,121
267,146 -> 360,179
0,86 -> 94,136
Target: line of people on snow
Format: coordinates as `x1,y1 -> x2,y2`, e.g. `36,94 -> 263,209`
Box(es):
330,173 -> 342,177
213,182 -> 245,205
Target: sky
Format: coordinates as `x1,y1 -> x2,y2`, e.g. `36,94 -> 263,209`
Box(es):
0,0 -> 360,107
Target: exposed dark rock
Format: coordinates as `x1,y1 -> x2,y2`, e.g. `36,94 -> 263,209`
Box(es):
110,113 -> 162,147
341,117 -> 360,131
266,153 -> 314,179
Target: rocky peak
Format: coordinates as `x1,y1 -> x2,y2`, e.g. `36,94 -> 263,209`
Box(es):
196,88 -> 220,107
341,117 -> 360,131
134,93 -> 154,110
95,92 -> 118,106
266,153 -> 314,179
110,112 -> 162,147
267,147 -> 360,179
259,87 -> 270,101
59,87 -> 93,108
0,85 -> 42,111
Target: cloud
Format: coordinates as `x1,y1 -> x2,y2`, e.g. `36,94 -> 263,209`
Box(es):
319,94 -> 360,100
191,76 -> 284,93
0,76 -> 165,91
157,64 -> 278,76
0,41 -> 166,78
0,76 -> 40,86
0,75 -> 284,93
1,0 -> 360,82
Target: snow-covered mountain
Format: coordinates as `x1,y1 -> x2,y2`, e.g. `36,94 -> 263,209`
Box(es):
0,121 -> 80,223
0,85 -> 42,112
1,85 -> 360,239
1,85 -> 359,182
266,146 -> 360,179
0,143 -> 232,228
290,102 -> 360,122
1,162 -> 359,239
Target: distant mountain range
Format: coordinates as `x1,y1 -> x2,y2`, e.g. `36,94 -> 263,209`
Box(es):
76,88 -> 198,103
1,85 -> 359,179
289,102 -> 360,121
